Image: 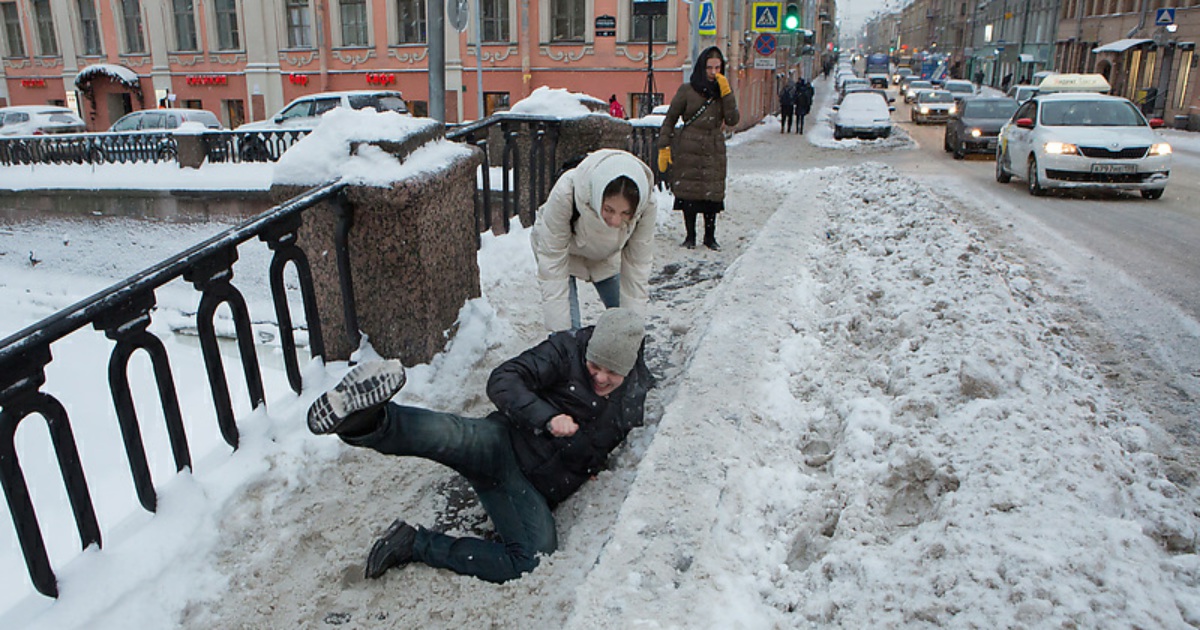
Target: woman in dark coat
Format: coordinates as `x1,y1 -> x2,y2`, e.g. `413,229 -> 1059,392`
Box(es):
656,46 -> 740,250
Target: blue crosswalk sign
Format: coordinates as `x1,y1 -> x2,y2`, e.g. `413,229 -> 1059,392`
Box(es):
1155,8 -> 1175,25
699,1 -> 716,36
752,2 -> 782,33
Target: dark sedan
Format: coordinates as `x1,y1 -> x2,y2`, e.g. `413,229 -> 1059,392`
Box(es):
943,97 -> 1019,159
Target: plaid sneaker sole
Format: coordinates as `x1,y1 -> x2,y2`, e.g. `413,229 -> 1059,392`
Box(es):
307,359 -> 406,435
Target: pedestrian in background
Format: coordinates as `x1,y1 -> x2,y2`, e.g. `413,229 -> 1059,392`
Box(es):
779,79 -> 797,133
656,46 -> 740,251
794,78 -> 814,134
531,149 -> 656,332
608,94 -> 626,119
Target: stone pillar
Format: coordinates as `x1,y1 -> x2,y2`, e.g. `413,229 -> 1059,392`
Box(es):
280,139 -> 485,364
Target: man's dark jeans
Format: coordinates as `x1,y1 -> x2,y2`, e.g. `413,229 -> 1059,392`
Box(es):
344,404 -> 556,583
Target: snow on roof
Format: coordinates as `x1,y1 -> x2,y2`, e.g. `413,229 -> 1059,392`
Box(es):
272,107 -> 471,187
507,86 -> 605,119
75,63 -> 141,88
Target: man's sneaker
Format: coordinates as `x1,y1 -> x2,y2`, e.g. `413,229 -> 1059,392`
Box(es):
307,359 -> 406,435
365,519 -> 418,579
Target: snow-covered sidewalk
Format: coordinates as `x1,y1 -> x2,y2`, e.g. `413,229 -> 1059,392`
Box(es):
2,106 -> 1198,628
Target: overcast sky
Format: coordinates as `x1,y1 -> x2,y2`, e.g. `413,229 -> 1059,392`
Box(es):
837,0 -> 894,35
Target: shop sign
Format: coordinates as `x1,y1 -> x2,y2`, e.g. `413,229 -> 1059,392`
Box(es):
288,73 -> 309,86
366,73 -> 397,86
20,78 -> 47,88
187,74 -> 228,86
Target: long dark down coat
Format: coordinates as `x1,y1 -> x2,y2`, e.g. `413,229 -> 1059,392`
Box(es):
656,46 -> 741,204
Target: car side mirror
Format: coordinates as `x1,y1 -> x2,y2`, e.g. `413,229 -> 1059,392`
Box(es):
889,106 -> 896,112
274,115 -> 285,123
1016,117 -> 1034,129
889,96 -> 895,103
1148,117 -> 1164,128
832,105 -> 840,111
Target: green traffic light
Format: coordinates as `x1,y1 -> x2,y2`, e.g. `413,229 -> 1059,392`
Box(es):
784,15 -> 800,30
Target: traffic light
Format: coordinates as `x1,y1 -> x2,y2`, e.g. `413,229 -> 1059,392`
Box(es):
783,3 -> 800,31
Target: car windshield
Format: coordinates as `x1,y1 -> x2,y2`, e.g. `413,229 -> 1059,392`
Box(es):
1040,100 -> 1144,126
348,94 -> 408,113
921,92 -> 954,103
945,83 -> 973,93
908,82 -> 931,90
963,101 -> 1018,118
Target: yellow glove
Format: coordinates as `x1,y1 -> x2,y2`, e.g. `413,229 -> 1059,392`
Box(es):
657,147 -> 672,173
715,73 -> 732,97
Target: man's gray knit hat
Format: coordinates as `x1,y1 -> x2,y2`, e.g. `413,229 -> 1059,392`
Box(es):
586,308 -> 645,376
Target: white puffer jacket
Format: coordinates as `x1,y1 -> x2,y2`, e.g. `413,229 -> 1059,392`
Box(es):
531,149 -> 657,331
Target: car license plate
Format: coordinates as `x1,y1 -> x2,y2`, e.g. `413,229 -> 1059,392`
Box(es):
1091,163 -> 1135,174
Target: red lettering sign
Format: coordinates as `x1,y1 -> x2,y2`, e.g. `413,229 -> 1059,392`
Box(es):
366,73 -> 396,86
288,73 -> 309,86
186,75 -> 228,86
20,78 -> 47,88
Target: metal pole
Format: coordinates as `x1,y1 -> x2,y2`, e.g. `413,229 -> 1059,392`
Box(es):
429,0 -> 446,122
475,0 -> 485,119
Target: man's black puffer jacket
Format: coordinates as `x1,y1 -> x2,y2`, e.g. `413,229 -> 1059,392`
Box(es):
487,327 -> 650,506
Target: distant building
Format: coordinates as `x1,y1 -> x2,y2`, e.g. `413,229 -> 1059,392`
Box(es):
0,0 -> 839,131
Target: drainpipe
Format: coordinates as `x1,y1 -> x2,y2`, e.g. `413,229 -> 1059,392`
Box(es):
1127,0 -> 1149,38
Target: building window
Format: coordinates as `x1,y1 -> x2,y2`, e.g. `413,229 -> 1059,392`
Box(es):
121,0 -> 145,53
184,98 -> 203,110
286,0 -> 312,48
630,3 -> 666,42
173,0 -> 198,51
341,0 -> 368,46
33,0 -> 57,56
483,91 -> 509,115
223,99 -> 245,128
396,0 -> 425,44
551,0 -> 585,42
481,0 -> 509,42
78,0 -> 102,55
1175,49 -> 1193,110
1,2 -> 23,57
215,0 -> 240,50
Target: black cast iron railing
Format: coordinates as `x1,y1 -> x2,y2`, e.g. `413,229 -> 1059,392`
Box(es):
0,181 -> 352,599
0,129 -> 310,166
0,111 -> 662,602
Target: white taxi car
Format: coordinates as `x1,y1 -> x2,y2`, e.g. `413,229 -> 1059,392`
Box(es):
995,92 -> 1171,199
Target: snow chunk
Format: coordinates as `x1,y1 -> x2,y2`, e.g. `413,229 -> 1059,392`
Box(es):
75,64 -> 141,88
508,86 -> 604,119
272,108 -> 468,187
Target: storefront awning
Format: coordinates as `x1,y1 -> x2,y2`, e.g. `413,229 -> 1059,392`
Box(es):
1018,53 -> 1036,63
1092,38 -> 1153,53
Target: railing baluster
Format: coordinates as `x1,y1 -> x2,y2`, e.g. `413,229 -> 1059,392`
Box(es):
261,214 -> 324,394
0,346 -> 101,599
184,247 -> 265,449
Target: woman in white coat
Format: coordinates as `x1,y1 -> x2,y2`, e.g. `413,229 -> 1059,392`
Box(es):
531,149 -> 656,332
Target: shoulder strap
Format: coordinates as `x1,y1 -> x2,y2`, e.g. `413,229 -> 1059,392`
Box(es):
681,97 -> 716,129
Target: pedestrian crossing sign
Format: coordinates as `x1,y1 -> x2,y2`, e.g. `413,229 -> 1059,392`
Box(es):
752,2 -> 782,33
1155,7 -> 1175,25
699,1 -> 717,36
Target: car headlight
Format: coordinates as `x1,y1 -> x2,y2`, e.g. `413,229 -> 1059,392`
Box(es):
920,107 -> 930,114
970,128 -> 983,138
1043,141 -> 1079,155
1149,143 -> 1172,156
949,105 -> 957,114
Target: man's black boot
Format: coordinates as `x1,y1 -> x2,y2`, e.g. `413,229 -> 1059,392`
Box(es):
307,360 -> 405,435
365,519 -> 418,579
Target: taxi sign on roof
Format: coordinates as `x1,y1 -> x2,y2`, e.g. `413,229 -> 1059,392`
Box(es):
1036,73 -> 1110,94
752,2 -> 782,33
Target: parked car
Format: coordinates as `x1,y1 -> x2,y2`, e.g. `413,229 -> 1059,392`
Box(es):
839,77 -> 870,98
1006,85 -> 1039,103
911,90 -> 956,124
839,86 -> 895,105
832,91 -> 894,140
944,97 -> 1019,159
995,92 -> 1171,199
0,105 -> 86,136
903,80 -> 933,103
237,90 -> 409,131
109,108 -> 224,132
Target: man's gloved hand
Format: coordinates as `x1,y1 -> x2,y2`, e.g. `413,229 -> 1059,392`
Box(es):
657,147 -> 672,173
716,73 -> 732,97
